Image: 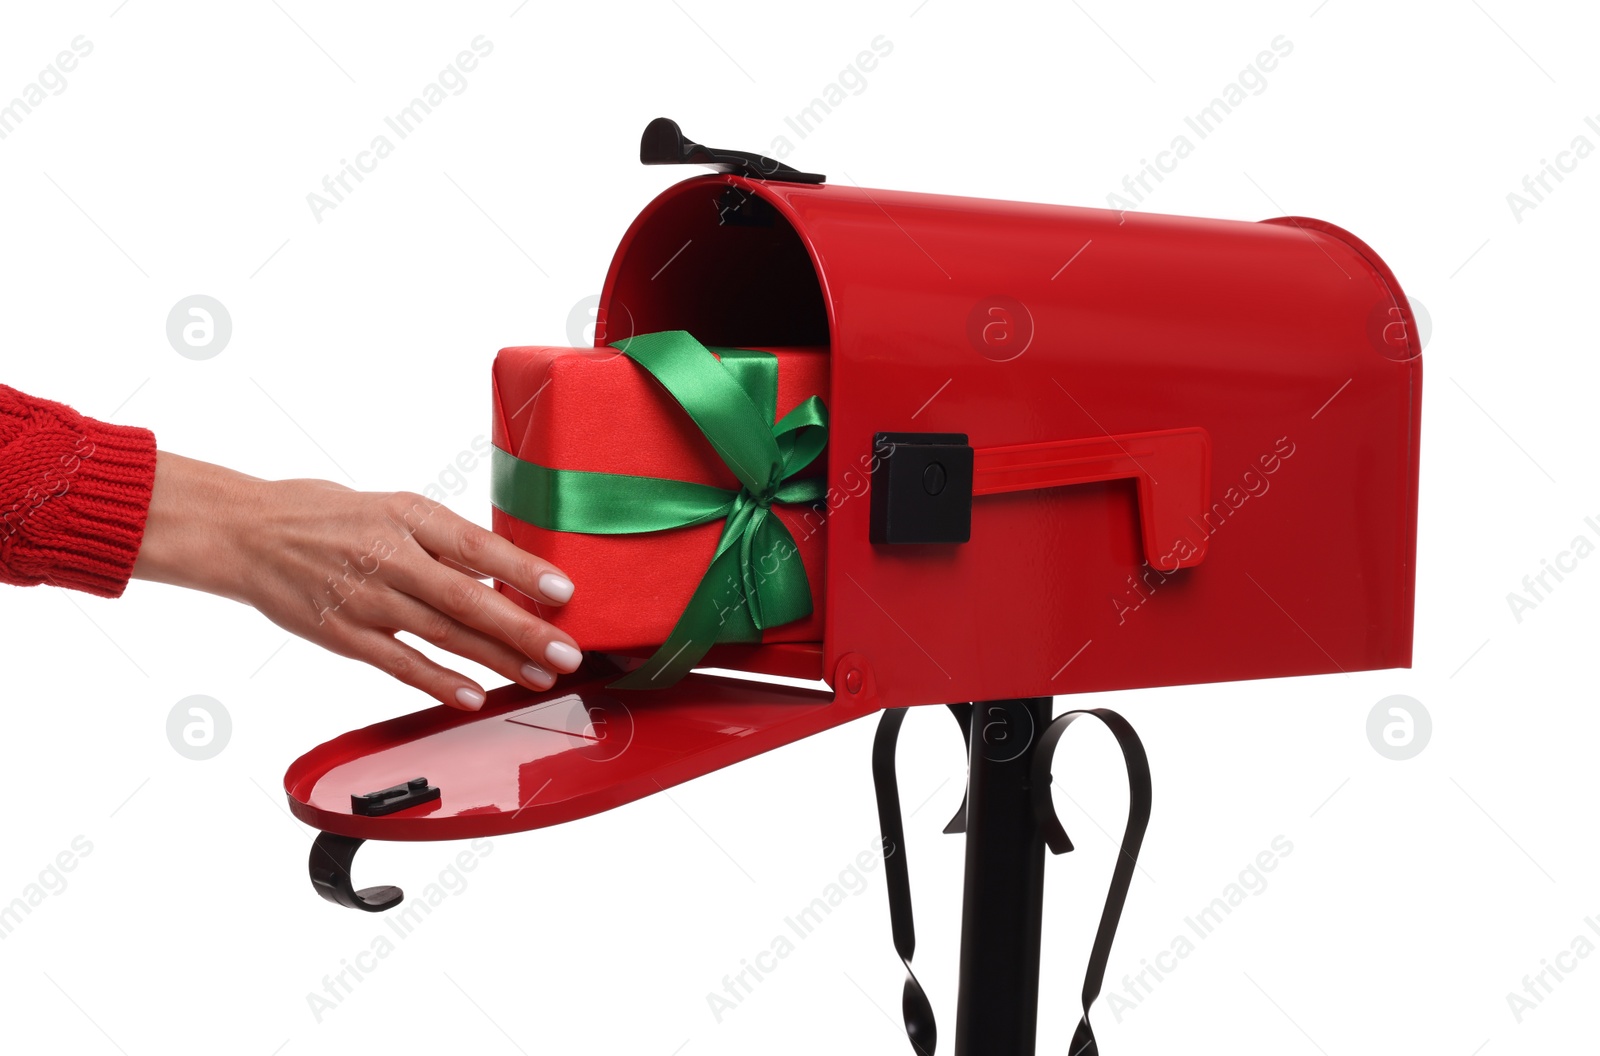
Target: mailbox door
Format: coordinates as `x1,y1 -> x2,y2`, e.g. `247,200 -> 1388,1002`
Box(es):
284,667 -> 856,841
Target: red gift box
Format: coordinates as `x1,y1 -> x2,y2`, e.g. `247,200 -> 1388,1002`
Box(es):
491,342 -> 828,655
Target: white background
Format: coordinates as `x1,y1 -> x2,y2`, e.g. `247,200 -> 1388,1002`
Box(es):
0,1 -> 1595,1053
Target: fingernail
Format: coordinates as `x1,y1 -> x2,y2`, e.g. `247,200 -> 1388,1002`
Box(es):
539,572 -> 575,604
544,640 -> 582,672
521,661 -> 554,689
455,686 -> 486,710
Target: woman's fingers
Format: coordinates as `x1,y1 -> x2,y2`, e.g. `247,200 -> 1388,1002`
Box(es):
401,496 -> 575,606
347,630 -> 489,711
219,481 -> 585,708
391,544 -> 584,675
373,588 -> 558,694
438,556 -> 490,580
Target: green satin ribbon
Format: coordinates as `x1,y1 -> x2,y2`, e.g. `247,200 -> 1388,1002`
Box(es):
492,330 -> 828,689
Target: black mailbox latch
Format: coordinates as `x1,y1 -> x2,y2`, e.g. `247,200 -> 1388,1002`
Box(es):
640,117 -> 826,184
870,432 -> 974,545
351,777 -> 440,817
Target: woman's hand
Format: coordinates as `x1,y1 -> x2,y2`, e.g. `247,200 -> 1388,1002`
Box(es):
131,452 -> 580,710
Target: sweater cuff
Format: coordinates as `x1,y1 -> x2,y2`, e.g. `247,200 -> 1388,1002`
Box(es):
6,417 -> 159,598
56,419 -> 158,597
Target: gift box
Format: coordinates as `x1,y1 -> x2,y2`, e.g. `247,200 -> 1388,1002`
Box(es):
491,331 -> 829,686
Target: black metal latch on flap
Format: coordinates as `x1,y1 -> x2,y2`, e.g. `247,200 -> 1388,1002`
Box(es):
351,777 -> 439,817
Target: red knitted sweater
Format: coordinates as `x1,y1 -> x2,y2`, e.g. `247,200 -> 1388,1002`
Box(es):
0,385 -> 157,598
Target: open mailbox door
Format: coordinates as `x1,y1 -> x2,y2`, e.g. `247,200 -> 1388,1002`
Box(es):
285,667 -> 846,845
285,118 -> 1421,1054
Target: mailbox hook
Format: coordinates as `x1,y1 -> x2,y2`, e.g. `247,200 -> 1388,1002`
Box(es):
309,832 -> 404,913
640,117 -> 826,184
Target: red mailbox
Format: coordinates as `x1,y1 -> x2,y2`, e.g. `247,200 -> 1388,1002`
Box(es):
285,119 -> 1420,1055
594,156 -> 1419,707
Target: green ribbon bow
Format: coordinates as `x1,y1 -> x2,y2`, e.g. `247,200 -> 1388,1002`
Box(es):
491,330 -> 828,689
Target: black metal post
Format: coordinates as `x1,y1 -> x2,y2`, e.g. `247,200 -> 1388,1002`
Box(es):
952,697 -> 1054,1056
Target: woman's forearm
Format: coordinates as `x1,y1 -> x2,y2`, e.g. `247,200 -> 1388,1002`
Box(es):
130,452 -> 259,597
